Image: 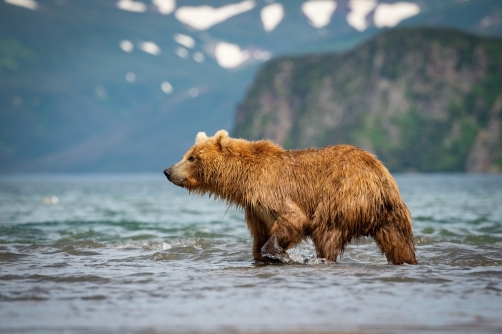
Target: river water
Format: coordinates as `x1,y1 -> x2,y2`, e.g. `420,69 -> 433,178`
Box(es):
0,174 -> 501,334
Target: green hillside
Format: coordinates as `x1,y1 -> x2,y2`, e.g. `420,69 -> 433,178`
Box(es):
234,28 -> 502,172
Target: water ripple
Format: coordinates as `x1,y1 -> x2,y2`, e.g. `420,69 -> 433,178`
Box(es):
0,174 -> 501,333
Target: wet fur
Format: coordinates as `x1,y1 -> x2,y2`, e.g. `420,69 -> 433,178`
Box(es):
166,130 -> 417,265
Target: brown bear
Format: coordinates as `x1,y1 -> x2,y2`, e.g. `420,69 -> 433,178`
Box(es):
164,130 -> 417,265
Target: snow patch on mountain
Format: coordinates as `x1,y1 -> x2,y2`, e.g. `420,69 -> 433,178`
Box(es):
174,34 -> 195,48
153,0 -> 175,15
138,41 -> 161,55
261,3 -> 284,32
117,0 -> 147,13
175,1 -> 256,30
374,2 -> 420,28
347,0 -> 376,31
214,42 -> 249,68
4,0 -> 39,10
301,0 -> 337,29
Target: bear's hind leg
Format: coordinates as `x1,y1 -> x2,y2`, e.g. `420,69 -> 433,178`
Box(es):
311,227 -> 346,262
373,224 -> 417,265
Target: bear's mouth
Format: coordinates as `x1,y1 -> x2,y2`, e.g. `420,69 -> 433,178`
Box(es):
171,179 -> 187,187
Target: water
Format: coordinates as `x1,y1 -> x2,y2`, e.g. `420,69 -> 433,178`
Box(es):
1,174 -> 501,334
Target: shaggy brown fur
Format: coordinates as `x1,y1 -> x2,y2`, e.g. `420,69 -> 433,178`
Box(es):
164,130 -> 417,265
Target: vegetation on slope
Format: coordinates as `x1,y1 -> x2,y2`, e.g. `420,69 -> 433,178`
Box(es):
234,28 -> 502,172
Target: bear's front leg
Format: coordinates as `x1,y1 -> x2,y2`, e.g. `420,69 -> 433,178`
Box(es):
244,208 -> 270,261
261,201 -> 308,263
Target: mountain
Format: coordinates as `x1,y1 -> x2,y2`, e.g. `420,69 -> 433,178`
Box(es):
234,27 -> 502,173
1,0 -> 501,172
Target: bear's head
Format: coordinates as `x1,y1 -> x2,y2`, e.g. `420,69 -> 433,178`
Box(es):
164,130 -> 233,194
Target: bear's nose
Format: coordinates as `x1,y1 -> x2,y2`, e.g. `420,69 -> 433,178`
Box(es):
163,168 -> 172,181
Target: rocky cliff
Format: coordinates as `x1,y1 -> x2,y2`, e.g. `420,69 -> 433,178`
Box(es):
234,28 -> 502,173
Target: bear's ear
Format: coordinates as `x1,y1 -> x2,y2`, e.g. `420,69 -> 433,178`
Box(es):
195,132 -> 208,144
214,130 -> 229,149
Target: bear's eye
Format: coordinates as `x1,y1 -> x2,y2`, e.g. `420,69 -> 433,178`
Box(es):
188,156 -> 196,162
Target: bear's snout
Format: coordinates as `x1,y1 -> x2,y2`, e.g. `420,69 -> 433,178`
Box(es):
164,163 -> 188,187
163,168 -> 172,181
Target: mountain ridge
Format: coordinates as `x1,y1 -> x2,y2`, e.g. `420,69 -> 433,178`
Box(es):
233,27 -> 502,173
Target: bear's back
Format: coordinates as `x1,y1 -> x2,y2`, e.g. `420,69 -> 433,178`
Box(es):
285,144 -> 387,179
281,144 -> 400,213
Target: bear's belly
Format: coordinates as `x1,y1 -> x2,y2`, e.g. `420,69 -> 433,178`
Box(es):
252,199 -> 308,231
